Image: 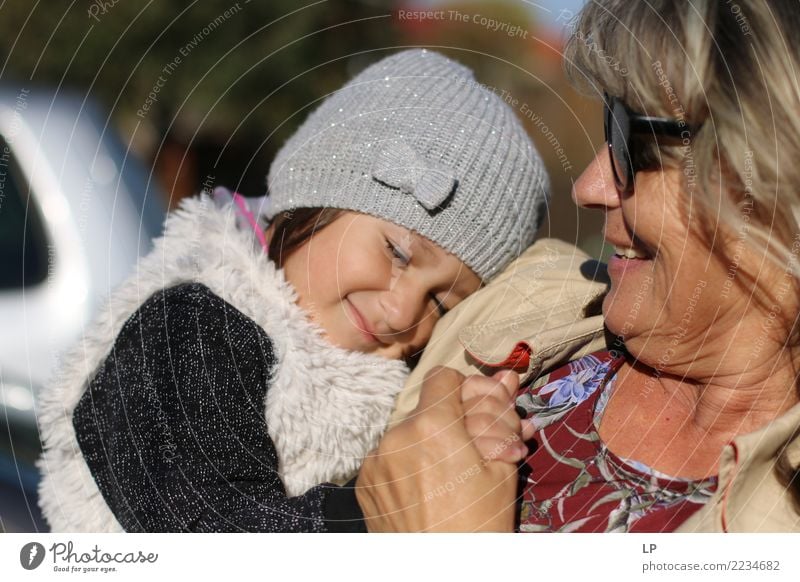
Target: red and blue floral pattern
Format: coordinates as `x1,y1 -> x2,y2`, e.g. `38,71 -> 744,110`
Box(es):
516,351 -> 716,532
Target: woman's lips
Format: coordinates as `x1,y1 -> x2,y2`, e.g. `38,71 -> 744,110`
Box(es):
346,299 -> 380,344
607,253 -> 651,280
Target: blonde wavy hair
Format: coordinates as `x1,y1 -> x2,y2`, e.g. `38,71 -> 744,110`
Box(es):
564,0 -> 800,510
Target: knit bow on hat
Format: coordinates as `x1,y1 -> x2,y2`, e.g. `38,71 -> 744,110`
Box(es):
372,141 -> 458,211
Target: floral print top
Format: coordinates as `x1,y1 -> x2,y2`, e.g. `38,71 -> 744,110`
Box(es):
515,351 -> 716,532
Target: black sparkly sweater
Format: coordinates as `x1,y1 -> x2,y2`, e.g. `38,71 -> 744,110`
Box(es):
72,283 -> 363,532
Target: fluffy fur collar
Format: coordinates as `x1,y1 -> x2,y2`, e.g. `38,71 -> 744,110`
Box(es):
37,195 -> 408,531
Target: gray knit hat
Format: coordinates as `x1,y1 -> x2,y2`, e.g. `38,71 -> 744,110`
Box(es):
266,49 -> 549,281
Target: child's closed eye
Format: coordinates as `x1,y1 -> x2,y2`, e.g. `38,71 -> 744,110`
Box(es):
431,294 -> 448,317
386,238 -> 448,317
385,239 -> 410,266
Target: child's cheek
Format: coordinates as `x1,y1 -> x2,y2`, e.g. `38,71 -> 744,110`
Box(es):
338,247 -> 391,288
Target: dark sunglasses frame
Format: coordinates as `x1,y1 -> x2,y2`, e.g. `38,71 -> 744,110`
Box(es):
603,93 -> 699,193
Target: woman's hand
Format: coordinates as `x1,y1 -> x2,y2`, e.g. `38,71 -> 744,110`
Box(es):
355,366 -> 523,532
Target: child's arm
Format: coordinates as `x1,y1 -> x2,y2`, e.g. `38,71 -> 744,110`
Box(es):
71,283 -> 342,532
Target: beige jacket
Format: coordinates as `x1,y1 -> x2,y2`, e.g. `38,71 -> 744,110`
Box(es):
389,238 -> 800,532
677,402 -> 800,532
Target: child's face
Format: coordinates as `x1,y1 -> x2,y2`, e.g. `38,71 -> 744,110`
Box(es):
275,212 -> 482,361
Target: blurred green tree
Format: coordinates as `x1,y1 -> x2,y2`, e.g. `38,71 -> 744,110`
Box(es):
0,0 -> 404,199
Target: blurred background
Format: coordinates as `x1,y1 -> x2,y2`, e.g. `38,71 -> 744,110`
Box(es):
0,0 -> 605,532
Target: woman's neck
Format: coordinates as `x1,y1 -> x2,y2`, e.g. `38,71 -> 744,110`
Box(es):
598,351 -> 800,479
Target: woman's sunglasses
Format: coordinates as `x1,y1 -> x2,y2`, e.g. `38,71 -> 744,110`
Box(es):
604,93 -> 699,193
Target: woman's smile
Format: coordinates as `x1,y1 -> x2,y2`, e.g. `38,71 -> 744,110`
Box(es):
606,242 -> 653,281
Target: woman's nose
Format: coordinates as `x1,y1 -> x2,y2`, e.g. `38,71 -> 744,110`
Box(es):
572,147 -> 621,210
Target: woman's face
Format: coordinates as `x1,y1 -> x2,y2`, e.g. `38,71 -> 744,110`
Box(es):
275,211 -> 482,361
572,147 -> 786,376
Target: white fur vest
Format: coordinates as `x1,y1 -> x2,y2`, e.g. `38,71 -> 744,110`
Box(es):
36,195 -> 408,532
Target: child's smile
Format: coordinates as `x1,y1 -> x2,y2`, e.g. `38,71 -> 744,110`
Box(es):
344,297 -> 382,346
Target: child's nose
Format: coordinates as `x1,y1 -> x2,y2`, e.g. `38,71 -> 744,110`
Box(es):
379,282 -> 428,334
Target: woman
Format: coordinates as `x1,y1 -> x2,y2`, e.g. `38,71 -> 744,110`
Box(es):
352,0 -> 800,532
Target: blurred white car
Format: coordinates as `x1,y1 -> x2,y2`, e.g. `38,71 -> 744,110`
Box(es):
0,88 -> 166,532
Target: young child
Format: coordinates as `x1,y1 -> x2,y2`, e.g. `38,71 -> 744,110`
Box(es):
36,49 -> 548,532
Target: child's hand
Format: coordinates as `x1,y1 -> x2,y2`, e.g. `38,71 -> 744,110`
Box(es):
461,370 -> 535,464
